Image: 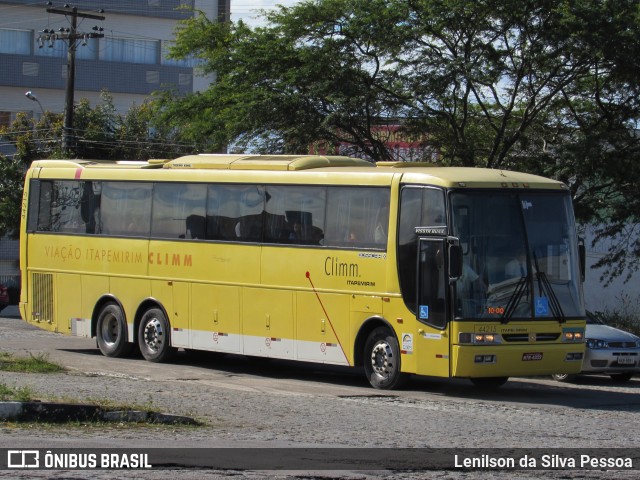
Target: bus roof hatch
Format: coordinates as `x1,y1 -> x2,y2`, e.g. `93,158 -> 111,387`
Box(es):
164,154 -> 373,171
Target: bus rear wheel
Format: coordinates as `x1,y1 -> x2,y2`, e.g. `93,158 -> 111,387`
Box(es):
363,327 -> 408,390
138,308 -> 176,363
96,303 -> 133,358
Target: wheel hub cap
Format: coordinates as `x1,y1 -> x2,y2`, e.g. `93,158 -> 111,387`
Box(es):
102,314 -> 118,345
371,341 -> 393,377
143,318 -> 163,352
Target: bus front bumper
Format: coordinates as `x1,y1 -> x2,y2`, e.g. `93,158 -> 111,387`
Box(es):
451,343 -> 585,378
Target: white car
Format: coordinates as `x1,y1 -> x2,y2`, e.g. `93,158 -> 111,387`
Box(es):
553,312 -> 640,383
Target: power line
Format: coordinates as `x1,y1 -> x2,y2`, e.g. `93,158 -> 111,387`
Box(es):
38,3 -> 105,153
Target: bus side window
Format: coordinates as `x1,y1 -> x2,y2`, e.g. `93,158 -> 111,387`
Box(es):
42,181 -> 91,234
35,181 -> 53,231
325,186 -> 390,249
208,185 -> 264,243
235,213 -> 264,242
397,186 -> 447,315
101,182 -> 152,237
152,183 -> 206,240
264,186 -> 326,246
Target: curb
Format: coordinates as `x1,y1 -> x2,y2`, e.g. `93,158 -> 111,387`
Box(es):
0,401 -> 199,425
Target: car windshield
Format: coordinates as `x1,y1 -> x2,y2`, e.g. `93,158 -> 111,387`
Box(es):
451,191 -> 584,321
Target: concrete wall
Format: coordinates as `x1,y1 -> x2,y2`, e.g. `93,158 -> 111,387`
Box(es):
582,225 -> 640,314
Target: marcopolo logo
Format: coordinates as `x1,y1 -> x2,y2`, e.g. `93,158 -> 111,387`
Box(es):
7,450 -> 39,468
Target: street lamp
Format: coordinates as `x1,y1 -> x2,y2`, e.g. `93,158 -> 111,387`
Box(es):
25,91 -> 45,116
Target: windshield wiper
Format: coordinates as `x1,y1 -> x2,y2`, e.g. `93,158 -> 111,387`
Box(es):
501,276 -> 529,324
531,251 -> 565,323
535,271 -> 566,323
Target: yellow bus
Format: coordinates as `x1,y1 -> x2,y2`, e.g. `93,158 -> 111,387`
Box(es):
19,154 -> 586,389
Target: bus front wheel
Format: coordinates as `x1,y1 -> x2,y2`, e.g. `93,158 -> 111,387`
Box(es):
551,373 -> 576,382
96,303 -> 133,358
363,327 -> 408,390
138,308 -> 176,363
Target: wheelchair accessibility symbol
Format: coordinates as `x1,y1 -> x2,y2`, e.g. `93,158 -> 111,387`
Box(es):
419,305 -> 429,320
535,297 -> 549,317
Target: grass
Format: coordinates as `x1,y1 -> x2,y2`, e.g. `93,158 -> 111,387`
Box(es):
0,351 -> 202,426
85,393 -> 157,414
0,383 -> 36,402
0,352 -> 65,374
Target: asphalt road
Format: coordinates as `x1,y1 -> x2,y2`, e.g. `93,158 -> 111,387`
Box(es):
1,308 -> 639,479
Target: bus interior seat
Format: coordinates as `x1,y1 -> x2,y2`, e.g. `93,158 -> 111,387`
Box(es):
186,214 -> 206,239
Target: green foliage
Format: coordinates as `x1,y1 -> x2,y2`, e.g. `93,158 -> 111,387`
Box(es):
0,155 -> 26,239
0,352 -> 64,374
0,383 -> 34,402
163,0 -> 640,281
165,0 -> 640,164
0,91 -> 204,237
69,91 -> 202,160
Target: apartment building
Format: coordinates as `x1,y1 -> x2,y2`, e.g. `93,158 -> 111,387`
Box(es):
0,0 -> 229,125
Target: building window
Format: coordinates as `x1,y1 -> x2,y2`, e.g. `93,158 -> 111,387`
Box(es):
36,36 -> 99,60
0,111 -> 14,128
161,41 -> 197,67
101,37 -> 158,65
0,29 -> 31,55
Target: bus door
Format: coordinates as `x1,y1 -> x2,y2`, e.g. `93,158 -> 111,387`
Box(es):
415,237 -> 452,377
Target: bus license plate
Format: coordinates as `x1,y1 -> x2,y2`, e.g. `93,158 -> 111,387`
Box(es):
522,352 -> 543,361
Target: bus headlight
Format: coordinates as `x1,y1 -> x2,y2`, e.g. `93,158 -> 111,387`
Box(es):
563,330 -> 584,342
459,333 -> 501,344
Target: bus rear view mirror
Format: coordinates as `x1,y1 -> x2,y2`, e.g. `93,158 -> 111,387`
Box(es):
578,237 -> 586,282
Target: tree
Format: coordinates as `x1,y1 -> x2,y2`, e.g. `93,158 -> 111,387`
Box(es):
163,0 -> 640,280
0,154 -> 26,239
0,92 -> 203,238
163,0 -> 414,157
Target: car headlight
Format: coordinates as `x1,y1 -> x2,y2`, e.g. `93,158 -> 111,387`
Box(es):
586,339 -> 608,349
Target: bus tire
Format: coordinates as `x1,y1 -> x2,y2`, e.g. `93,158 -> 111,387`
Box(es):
363,327 -> 408,390
96,303 -> 133,358
610,372 -> 633,383
138,308 -> 176,363
551,373 -> 576,382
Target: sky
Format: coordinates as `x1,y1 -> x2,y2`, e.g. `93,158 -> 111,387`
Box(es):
231,0 -> 301,26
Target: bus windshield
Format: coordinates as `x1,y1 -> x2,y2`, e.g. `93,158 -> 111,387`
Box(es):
450,191 -> 584,321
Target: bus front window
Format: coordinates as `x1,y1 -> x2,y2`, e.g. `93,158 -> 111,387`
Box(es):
451,191 -> 583,321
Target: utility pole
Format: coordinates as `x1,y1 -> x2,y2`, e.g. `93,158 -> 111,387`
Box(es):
38,3 -> 105,154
